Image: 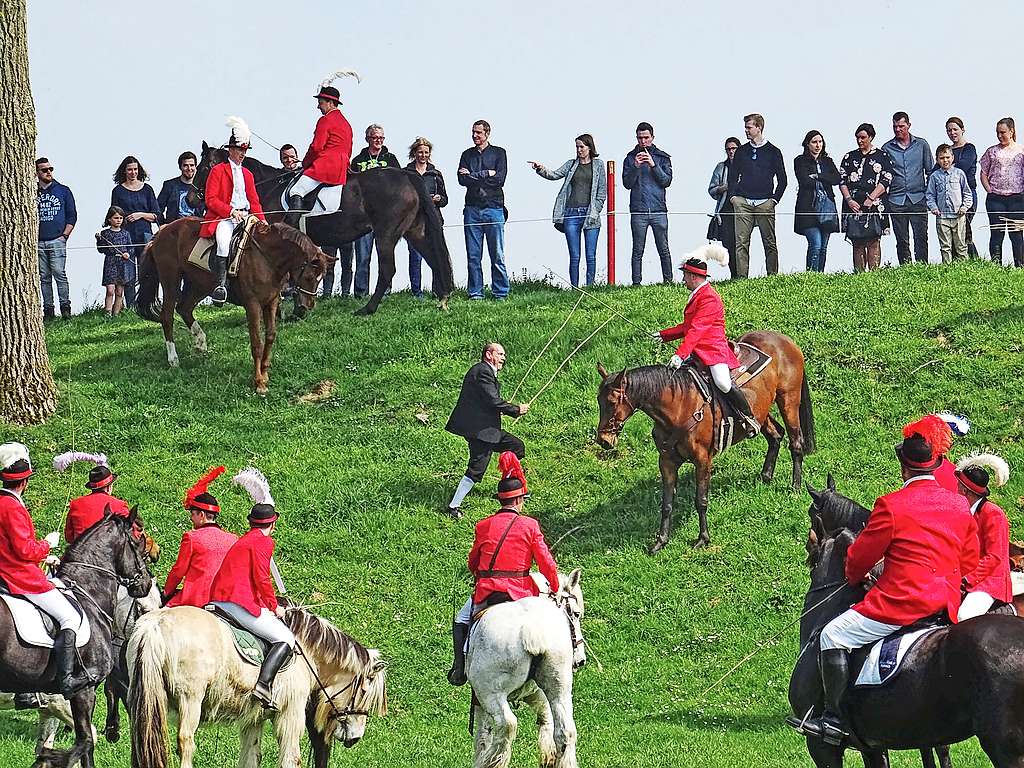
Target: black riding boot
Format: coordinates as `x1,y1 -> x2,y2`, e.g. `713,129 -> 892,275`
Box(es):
252,642 -> 293,710
818,648 -> 850,745
447,622 -> 469,686
55,629 -> 93,697
725,386 -> 759,438
285,195 -> 304,229
14,692 -> 43,710
212,254 -> 228,306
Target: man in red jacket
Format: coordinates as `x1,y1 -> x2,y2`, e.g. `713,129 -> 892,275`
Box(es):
65,464 -> 130,545
285,82 -> 354,228
803,415 -> 980,745
447,453 -> 560,686
654,250 -> 758,437
199,117 -> 266,305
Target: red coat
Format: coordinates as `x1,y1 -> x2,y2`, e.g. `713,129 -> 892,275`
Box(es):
658,282 -> 741,368
198,162 -> 266,239
208,528 -> 277,616
847,477 -> 979,625
964,500 -> 1013,603
0,490 -> 53,595
933,457 -> 958,493
65,491 -> 130,544
163,523 -> 239,608
469,509 -> 560,604
301,109 -> 353,186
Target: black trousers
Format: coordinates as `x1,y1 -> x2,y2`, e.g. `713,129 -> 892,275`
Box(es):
888,200 -> 929,265
465,432 -> 525,482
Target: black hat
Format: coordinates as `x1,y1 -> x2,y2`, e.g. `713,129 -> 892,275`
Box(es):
188,491 -> 220,514
86,465 -> 115,490
494,476 -> 529,502
955,465 -> 990,497
679,257 -> 708,276
315,86 -> 341,104
248,503 -> 279,524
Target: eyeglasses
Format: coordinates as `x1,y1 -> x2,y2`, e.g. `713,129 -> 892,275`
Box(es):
369,136 -> 385,141
38,167 -> 54,172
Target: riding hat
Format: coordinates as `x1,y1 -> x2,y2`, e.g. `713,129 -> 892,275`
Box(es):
0,442 -> 33,482
248,502 -> 279,524
955,452 -> 1010,497
678,243 -> 729,276
315,86 -> 341,104
86,465 -> 116,491
225,116 -> 251,150
895,414 -> 953,471
185,466 -> 226,514
495,451 -> 530,502
679,257 -> 708,277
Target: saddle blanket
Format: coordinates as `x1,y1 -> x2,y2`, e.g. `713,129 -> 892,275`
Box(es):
1012,570 -> 1024,596
186,215 -> 257,275
282,181 -> 343,219
204,603 -> 293,670
854,626 -> 939,687
0,582 -> 91,649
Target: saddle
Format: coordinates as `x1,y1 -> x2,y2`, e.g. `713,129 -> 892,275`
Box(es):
186,215 -> 259,276
204,602 -> 294,669
0,580 -> 91,649
851,623 -> 942,687
282,179 -> 343,229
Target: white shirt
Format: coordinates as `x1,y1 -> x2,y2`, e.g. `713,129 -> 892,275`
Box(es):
970,497 -> 984,515
488,362 -> 499,376
902,474 -> 935,488
229,160 -> 249,211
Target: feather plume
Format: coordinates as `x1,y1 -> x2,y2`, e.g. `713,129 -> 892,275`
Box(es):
497,451 -> 527,494
232,467 -> 275,506
933,411 -> 970,437
684,243 -> 729,265
53,451 -> 108,472
0,442 -> 30,470
224,115 -> 251,146
184,466 -> 226,509
321,69 -> 362,86
956,451 -> 1010,488
903,414 -> 952,456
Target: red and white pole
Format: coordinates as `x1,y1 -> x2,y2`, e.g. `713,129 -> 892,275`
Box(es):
606,160 -> 616,285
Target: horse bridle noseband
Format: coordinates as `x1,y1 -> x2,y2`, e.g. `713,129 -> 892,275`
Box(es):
601,385 -> 635,437
554,592 -> 585,667
294,642 -> 372,723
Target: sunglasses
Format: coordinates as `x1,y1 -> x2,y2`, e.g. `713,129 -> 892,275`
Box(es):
38,166 -> 54,172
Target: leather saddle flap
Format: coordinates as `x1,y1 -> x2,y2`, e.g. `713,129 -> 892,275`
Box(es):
186,238 -> 215,272
731,342 -> 773,387
0,581 -> 91,649
205,602 -> 292,669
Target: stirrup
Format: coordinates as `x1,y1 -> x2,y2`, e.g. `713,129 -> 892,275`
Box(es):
14,692 -> 44,710
252,681 -> 278,710
211,285 -> 227,306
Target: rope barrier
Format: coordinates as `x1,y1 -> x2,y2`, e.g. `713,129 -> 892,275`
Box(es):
525,315 -> 614,407
509,293 -> 584,401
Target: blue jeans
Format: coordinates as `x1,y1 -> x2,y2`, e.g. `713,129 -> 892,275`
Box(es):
409,244 -> 432,298
803,227 -> 831,272
463,206 -> 509,299
629,212 -> 672,284
353,233 -> 373,297
563,207 -> 599,287
37,237 -> 70,311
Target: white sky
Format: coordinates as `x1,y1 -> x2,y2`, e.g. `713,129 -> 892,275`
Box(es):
28,0 -> 1024,309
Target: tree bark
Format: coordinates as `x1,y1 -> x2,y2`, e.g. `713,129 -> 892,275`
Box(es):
0,0 -> 58,425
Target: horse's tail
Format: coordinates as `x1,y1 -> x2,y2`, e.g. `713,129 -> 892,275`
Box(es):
135,237 -> 162,323
128,618 -> 169,768
405,170 -> 454,299
799,373 -> 817,455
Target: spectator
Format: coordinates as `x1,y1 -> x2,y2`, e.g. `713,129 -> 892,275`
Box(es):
926,144 -> 973,264
839,123 -> 894,272
95,205 -> 131,318
35,157 -> 77,320
349,124 -> 401,297
940,117 -> 979,258
883,112 -> 934,265
622,122 -> 672,285
279,144 -> 301,171
728,113 -> 787,278
980,117 -> 1024,267
157,151 -> 201,224
458,120 -> 510,300
111,156 -> 159,308
528,133 -> 607,288
707,138 -> 740,278
793,130 -> 841,272
406,137 -> 448,299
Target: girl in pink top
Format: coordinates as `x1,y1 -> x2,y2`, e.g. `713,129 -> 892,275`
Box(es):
980,117 -> 1024,266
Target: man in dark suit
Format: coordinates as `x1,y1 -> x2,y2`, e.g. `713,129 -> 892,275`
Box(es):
444,342 -> 529,518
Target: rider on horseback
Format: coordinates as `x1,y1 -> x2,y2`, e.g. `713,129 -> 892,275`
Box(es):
284,71 -> 356,229
56,452 -> 130,545
447,452 -> 560,686
0,444 -> 94,699
199,117 -> 266,306
798,415 -> 980,745
652,246 -> 759,438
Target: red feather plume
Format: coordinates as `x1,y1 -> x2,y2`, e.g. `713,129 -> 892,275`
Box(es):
184,466 -> 226,509
903,415 -> 952,456
497,452 -> 527,494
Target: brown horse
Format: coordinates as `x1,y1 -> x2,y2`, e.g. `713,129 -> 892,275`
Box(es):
136,217 -> 328,395
595,330 -> 816,552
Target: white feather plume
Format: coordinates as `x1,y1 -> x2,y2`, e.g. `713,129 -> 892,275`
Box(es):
321,69 -> 361,87
934,411 -> 970,437
225,115 -> 252,146
956,451 -> 1010,488
684,242 -> 729,266
0,442 -> 30,471
53,451 -> 108,472
232,467 -> 275,506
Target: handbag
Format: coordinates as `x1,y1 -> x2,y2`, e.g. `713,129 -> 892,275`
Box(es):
814,184 -> 840,233
706,214 -> 722,242
844,211 -> 883,241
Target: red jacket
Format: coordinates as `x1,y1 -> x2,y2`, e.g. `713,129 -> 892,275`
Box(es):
65,491 -> 130,544
302,108 -> 353,186
964,500 -> 1013,603
934,457 -> 958,493
847,476 -> 979,625
208,528 -> 277,616
658,282 -> 741,368
0,490 -> 53,595
163,523 -> 239,608
469,509 -> 559,604
199,162 -> 266,239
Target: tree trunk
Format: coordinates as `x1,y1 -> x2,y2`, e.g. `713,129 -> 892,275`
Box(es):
0,0 -> 58,425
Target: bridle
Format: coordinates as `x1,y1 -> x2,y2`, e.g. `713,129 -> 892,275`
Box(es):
292,256 -> 324,297
554,591 -> 585,668
59,521 -> 151,623
295,642 -> 374,724
600,382 -> 635,437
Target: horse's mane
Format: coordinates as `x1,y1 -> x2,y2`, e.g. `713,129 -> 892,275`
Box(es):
59,512 -> 123,564
610,365 -> 691,406
815,489 -> 870,534
270,224 -> 324,263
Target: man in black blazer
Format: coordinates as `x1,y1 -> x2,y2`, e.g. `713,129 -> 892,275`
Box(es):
444,342 -> 529,517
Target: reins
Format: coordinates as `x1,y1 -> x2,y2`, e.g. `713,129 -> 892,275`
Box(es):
293,640 -> 370,721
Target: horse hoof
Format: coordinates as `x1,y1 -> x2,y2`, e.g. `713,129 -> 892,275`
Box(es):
692,535 -> 710,549
353,304 -> 374,316
168,359 -> 180,369
438,298 -> 450,312
760,473 -> 773,484
104,726 -> 119,744
255,387 -> 268,397
648,538 -> 668,555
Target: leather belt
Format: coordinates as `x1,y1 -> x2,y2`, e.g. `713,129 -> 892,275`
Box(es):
477,569 -> 530,579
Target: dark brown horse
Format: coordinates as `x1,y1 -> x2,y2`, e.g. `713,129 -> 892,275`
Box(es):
595,330 -> 815,552
136,217 -> 327,395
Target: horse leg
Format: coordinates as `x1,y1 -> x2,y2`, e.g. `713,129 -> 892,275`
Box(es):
650,447 -> 680,554
175,696 -> 202,768
862,749 -> 890,768
238,721 -> 263,768
244,302 -> 267,395
693,449 -> 712,549
936,746 -> 952,768
521,686 -> 556,768
919,748 -> 937,768
260,298 -> 280,389
36,712 -> 60,755
65,688 -> 97,768
776,385 -> 807,491
159,273 -> 181,368
103,677 -> 122,743
272,707 -> 305,768
805,735 -> 844,768
759,414 -> 784,484
178,292 -> 207,354
533,668 -> 577,768
476,693 -> 517,768
355,234 -> 399,316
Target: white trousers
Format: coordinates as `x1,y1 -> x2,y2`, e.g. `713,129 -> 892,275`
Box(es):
287,175 -> 343,215
228,606 -> 296,648
215,218 -> 238,259
709,362 -> 732,393
289,173 -> 321,198
819,608 -> 900,651
24,588 -> 81,631
456,597 -> 475,625
958,591 -> 995,622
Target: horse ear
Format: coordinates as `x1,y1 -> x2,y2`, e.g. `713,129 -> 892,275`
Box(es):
597,363 -> 608,381
806,482 -> 820,503
202,140 -> 209,153
565,568 -> 581,591
128,504 -> 139,526
827,473 -> 836,491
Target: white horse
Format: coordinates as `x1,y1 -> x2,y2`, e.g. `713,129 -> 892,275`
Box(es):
103,581 -> 162,743
467,569 -> 585,768
127,601 -> 387,768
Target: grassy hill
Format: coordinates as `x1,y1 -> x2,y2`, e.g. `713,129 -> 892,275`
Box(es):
3,262 -> 1023,768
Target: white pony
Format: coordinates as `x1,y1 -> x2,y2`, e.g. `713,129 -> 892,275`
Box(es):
467,569 -> 585,768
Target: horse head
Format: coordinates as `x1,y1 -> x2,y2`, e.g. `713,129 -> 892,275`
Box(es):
806,473 -> 870,538
58,507 -> 154,601
801,513 -> 863,638
189,141 -> 227,208
554,568 -> 586,670
595,364 -> 635,449
260,224 -> 328,312
116,507 -> 155,598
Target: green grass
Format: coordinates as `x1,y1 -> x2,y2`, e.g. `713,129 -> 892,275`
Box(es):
4,261 -> 1024,767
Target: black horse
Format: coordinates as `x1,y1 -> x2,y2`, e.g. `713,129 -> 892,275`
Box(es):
0,510 -> 152,768
194,143 -> 455,316
792,483 -> 1024,768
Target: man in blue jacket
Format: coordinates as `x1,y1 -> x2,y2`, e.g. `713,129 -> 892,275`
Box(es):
623,122 -> 673,285
458,120 -> 509,300
35,157 -> 77,320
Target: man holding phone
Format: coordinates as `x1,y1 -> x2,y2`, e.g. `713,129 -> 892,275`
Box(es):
622,122 -> 673,285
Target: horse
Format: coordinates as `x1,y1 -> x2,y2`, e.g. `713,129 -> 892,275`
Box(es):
595,330 -> 816,552
0,510 -> 153,768
467,569 -> 585,768
128,599 -> 387,768
135,216 -> 328,395
792,491 -> 1024,768
194,143 -> 455,316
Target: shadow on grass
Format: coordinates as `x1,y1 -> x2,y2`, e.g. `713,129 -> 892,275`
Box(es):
643,704 -> 790,734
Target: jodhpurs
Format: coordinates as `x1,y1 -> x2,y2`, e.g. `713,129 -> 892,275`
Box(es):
24,588 -> 81,631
